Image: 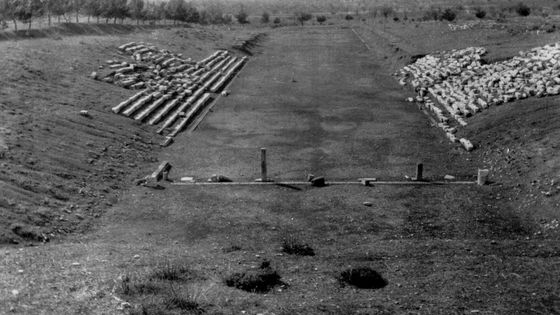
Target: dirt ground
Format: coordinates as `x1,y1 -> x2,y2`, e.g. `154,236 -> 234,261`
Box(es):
1,20 -> 560,314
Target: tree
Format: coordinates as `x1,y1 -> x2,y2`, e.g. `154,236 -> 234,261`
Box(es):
142,1 -> 158,24
296,12 -> 312,26
515,2 -> 531,16
48,0 -> 67,23
380,5 -> 393,20
9,0 -> 44,32
101,0 -> 128,24
474,7 -> 486,19
84,0 -> 103,23
316,15 -> 326,24
441,8 -> 456,21
70,0 -> 84,23
0,0 -> 14,30
423,6 -> 441,21
199,4 -> 233,25
235,8 -> 249,24
166,0 -> 184,24
261,11 -> 269,24
127,0 -> 144,24
166,0 -> 198,23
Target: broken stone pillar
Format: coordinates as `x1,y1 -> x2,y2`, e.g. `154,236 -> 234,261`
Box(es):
260,147 -> 267,182
477,169 -> 489,185
415,163 -> 423,181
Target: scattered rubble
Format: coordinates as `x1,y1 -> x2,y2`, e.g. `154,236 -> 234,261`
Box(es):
93,42 -> 247,139
397,43 -> 560,150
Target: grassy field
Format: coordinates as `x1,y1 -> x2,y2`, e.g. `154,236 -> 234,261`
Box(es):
1,16 -> 560,315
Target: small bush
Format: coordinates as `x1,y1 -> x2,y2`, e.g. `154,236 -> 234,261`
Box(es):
441,8 -> 457,21
296,12 -> 313,25
130,303 -> 170,315
495,11 -> 507,23
345,14 -> 354,20
316,15 -> 326,24
381,6 -> 394,19
515,2 -> 531,17
474,7 -> 486,19
223,245 -> 242,253
165,296 -> 202,312
261,12 -> 270,24
118,276 -> 163,296
235,10 -> 249,24
281,237 -> 315,256
225,262 -> 283,293
149,264 -> 193,281
10,223 -> 48,242
393,16 -> 399,22
422,7 -> 441,21
273,17 -> 281,24
338,267 -> 388,289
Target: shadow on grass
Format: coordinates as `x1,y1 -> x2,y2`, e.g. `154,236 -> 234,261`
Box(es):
338,267 -> 388,289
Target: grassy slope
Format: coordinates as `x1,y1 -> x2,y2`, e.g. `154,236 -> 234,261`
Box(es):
0,24 -> 257,244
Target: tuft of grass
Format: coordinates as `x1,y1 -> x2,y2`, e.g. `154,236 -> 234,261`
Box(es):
338,267 -> 388,289
130,303 -> 172,315
225,262 -> 283,293
10,223 -> 48,242
118,275 -> 164,296
149,263 -> 193,281
165,295 -> 202,312
222,245 -> 242,253
281,236 -> 315,256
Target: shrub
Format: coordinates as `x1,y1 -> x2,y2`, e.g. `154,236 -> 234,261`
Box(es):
515,2 -> 531,16
474,7 -> 486,19
10,223 -> 48,242
225,261 -> 283,293
338,267 -> 388,289
423,7 -> 441,21
316,15 -> 326,24
149,264 -> 193,281
235,10 -> 249,24
281,237 -> 315,256
495,11 -> 507,23
164,296 -> 201,312
296,12 -> 312,25
380,6 -> 394,19
393,16 -> 399,22
261,11 -> 270,23
441,8 -> 457,21
118,275 -> 163,296
130,303 -> 170,315
273,17 -> 281,24
345,14 -> 354,20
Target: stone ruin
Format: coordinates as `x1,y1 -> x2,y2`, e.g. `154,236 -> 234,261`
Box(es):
92,42 -> 247,142
396,43 -> 560,151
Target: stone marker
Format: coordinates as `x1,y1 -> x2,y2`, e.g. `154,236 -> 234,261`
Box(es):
151,161 -> 172,182
477,169 -> 489,185
311,176 -> 326,187
209,174 -> 232,182
414,163 -> 423,181
180,176 -> 194,183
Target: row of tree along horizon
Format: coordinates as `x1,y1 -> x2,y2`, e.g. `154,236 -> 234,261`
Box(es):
0,0 -> 345,32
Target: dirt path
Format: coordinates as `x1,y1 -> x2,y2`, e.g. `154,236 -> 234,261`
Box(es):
162,26 -> 477,182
